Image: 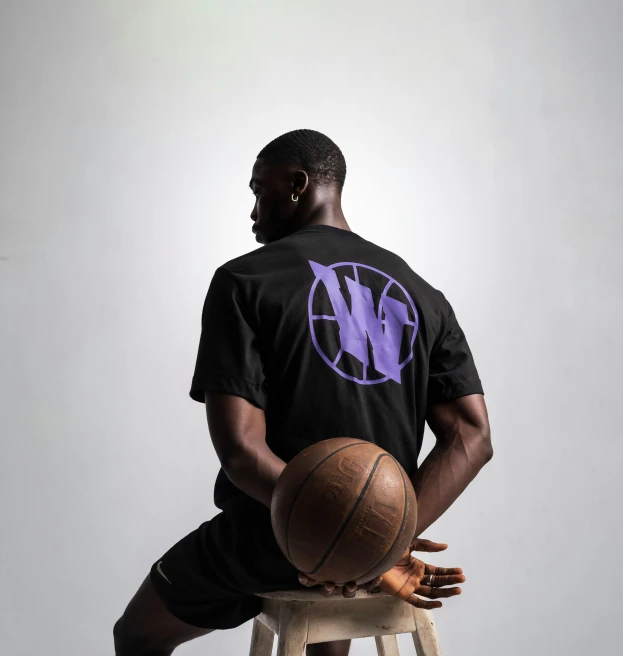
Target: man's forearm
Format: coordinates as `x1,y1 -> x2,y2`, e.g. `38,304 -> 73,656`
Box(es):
223,426 -> 492,528
410,428 -> 493,537
223,442 -> 287,509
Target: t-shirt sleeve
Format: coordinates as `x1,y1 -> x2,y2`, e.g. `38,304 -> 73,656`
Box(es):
427,295 -> 484,405
189,267 -> 267,409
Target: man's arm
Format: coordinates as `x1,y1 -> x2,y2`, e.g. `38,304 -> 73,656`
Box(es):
204,391 -> 284,509
410,393 -> 493,537
204,389 -> 493,533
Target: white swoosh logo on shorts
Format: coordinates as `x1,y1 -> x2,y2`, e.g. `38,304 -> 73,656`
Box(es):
157,561 -> 172,584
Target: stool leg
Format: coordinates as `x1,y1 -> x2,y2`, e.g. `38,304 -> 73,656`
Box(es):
375,633 -> 400,656
249,617 -> 275,656
276,602 -> 310,656
411,609 -> 442,656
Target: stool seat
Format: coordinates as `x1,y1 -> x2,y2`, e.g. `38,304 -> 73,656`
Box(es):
255,588 -> 392,601
249,588 -> 442,656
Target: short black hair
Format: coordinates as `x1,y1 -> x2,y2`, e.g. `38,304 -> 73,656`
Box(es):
257,129 -> 346,192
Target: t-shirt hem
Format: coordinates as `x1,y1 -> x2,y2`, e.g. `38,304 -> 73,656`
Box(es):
189,374 -> 267,410
427,379 -> 484,406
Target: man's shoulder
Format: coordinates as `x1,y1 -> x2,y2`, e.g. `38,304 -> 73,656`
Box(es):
366,241 -> 447,304
215,235 -> 449,310
217,239 -> 290,277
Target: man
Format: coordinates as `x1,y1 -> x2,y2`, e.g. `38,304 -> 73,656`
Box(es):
113,129 -> 493,656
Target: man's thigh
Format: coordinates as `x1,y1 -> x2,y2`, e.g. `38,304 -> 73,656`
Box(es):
113,574 -> 214,655
113,574 -> 353,656
112,500 -> 309,653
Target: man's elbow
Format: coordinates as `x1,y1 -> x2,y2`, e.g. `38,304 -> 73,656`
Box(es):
477,427 -> 494,464
220,445 -> 256,477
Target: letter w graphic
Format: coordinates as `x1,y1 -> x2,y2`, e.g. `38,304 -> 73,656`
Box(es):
309,261 -> 410,383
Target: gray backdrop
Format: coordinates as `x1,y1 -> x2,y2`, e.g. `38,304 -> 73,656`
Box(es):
2,1 -> 621,654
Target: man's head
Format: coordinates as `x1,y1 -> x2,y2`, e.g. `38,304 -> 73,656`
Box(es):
249,129 -> 347,244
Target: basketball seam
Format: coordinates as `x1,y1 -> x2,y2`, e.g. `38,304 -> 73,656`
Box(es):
284,441 -> 370,566
357,457 -> 411,582
307,453 -> 389,577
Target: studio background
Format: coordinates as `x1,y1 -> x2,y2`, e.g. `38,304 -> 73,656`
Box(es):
1,1 -> 621,654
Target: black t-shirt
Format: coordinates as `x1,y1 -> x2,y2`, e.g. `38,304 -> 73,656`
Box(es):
190,225 -> 484,510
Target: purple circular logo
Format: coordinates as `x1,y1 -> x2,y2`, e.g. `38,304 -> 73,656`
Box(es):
307,260 -> 419,385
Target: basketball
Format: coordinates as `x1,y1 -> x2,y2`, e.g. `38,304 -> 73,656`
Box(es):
271,437 -> 417,586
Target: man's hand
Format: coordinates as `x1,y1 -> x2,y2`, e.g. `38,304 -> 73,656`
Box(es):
298,573 -> 383,599
297,538 -> 464,607
377,538 -> 465,609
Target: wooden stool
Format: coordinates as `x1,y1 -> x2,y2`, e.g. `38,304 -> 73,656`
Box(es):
248,588 -> 442,656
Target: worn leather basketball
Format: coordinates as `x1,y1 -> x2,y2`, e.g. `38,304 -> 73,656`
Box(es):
271,437 -> 418,585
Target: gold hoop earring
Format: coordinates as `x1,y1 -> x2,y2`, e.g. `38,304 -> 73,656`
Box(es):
291,194 -> 299,202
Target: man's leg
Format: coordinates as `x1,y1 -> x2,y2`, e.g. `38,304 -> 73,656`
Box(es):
113,573 -> 353,656
307,639 -> 351,656
113,574 -> 214,656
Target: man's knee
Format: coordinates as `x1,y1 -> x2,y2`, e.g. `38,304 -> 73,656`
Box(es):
113,615 -> 172,656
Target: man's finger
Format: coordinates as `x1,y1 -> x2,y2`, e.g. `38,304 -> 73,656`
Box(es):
321,583 -> 339,597
423,564 -> 464,577
424,573 -> 466,587
411,538 -> 449,553
362,576 -> 383,591
298,573 -> 317,587
405,595 -> 443,610
416,585 -> 462,599
342,582 -> 357,598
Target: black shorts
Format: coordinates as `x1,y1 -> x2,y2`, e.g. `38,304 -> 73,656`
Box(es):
149,499 -> 307,630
